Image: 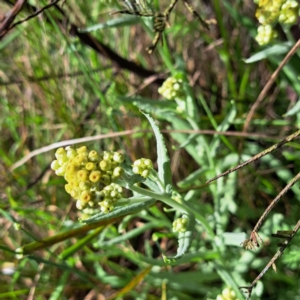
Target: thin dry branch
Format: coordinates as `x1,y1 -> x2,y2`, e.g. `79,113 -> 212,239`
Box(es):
9,129 -> 282,172
9,130 -> 138,172
243,39 -> 300,133
240,220 -> 300,300
0,0 -> 25,38
206,129 -> 300,184
252,171 -> 300,233
241,171 -> 300,250
8,0 -> 61,32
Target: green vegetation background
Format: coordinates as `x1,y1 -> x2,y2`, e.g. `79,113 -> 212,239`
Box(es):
0,0 -> 299,299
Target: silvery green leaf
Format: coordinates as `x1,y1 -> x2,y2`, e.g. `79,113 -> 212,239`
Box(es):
142,112 -> 172,187
82,199 -> 156,224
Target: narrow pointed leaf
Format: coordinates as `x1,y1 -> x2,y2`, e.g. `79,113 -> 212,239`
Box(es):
142,112 -> 172,187
243,42 -> 292,63
82,199 -> 156,224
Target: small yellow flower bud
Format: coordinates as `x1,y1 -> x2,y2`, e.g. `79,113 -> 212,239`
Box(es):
65,184 -> 72,194
77,170 -> 89,182
80,191 -> 92,203
85,162 -> 95,171
88,150 -> 99,162
106,170 -> 113,177
103,151 -> 113,161
65,172 -> 74,182
110,190 -> 118,198
113,152 -> 124,163
66,163 -> 77,173
99,160 -> 111,171
132,166 -> 141,175
222,287 -> 236,298
69,180 -> 79,188
76,154 -> 88,166
144,159 -> 153,168
89,171 -> 102,183
51,160 -> 60,171
116,185 -> 122,193
66,146 -> 77,158
71,189 -> 80,199
77,146 -> 88,155
141,169 -> 150,178
112,166 -> 123,178
55,165 -> 66,176
55,147 -> 67,160
102,199 -> 112,208
133,159 -> 142,167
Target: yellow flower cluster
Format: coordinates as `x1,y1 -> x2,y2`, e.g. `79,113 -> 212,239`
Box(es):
279,0 -> 300,23
255,24 -> 278,45
255,0 -> 299,45
256,0 -> 285,25
132,158 -> 153,178
51,146 -> 124,212
216,287 -> 237,300
158,74 -> 185,101
172,217 -> 188,233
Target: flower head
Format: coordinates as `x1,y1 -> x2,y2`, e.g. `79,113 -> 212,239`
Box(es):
172,217 -> 188,233
132,158 -> 153,178
51,146 -> 124,211
158,74 -> 185,101
254,0 -> 299,45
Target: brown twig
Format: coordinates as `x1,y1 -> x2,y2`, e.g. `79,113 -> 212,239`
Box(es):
69,25 -> 163,83
252,171 -> 300,234
8,0 -> 61,32
240,220 -> 300,300
243,39 -> 300,133
241,170 -> 300,251
9,130 -> 138,172
206,129 -> 300,184
0,0 -> 26,38
9,129 -> 285,172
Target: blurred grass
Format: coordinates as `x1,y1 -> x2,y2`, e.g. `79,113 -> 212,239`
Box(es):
0,0 -> 300,299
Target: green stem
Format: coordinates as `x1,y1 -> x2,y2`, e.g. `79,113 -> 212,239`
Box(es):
129,185 -> 215,238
